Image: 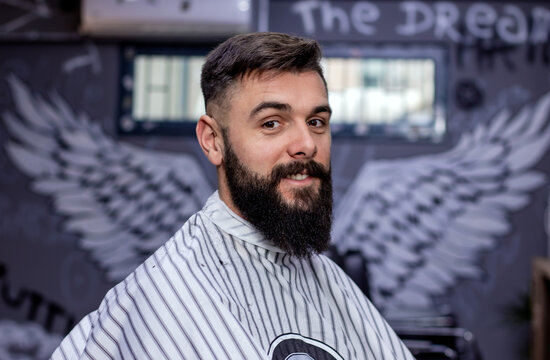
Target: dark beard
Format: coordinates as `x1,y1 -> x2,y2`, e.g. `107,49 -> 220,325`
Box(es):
222,138 -> 333,258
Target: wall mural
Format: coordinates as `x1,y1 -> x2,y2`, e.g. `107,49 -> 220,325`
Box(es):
0,260 -> 75,334
287,1 -> 549,45
0,0 -> 78,40
333,90 -> 550,310
62,43 -> 102,75
3,74 -> 550,316
3,75 -> 212,282
0,320 -> 61,360
0,0 -> 53,33
267,1 -> 550,73
0,259 -> 67,359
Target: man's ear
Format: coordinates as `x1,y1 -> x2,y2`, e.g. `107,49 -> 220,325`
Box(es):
196,114 -> 223,166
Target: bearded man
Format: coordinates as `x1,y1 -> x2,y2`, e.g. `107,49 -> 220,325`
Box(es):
51,32 -> 414,360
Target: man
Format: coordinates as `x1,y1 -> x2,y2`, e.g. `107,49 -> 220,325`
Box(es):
51,32 -> 414,360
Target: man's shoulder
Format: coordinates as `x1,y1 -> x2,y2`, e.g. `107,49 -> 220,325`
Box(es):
312,252 -> 350,275
103,210 -> 216,295
98,213 -> 223,318
146,209 -> 220,268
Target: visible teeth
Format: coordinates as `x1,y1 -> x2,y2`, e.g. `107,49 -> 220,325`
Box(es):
288,174 -> 308,180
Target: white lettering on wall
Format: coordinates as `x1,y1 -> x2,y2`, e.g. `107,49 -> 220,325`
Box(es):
465,3 -> 497,39
497,5 -> 528,44
292,0 -> 379,35
434,2 -> 461,42
351,2 -> 379,35
531,6 -> 550,43
292,0 -> 318,34
321,1 -> 350,34
396,1 -> 433,36
289,0 -> 550,45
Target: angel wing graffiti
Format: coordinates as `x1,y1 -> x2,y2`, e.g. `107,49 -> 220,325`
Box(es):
2,75 -> 212,281
0,320 -> 62,360
3,75 -> 550,310
332,91 -> 550,310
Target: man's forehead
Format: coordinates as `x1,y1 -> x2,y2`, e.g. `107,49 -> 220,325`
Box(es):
239,69 -> 324,89
240,70 -> 328,103
210,70 -> 329,122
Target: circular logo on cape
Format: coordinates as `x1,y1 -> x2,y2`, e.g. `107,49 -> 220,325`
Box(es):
267,334 -> 344,360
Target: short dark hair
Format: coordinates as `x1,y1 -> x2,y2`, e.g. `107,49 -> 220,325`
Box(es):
201,32 -> 326,114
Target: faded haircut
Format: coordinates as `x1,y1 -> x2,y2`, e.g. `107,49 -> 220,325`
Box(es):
200,32 -> 326,116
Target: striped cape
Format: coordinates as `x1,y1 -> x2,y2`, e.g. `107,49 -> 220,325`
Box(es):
51,192 -> 414,360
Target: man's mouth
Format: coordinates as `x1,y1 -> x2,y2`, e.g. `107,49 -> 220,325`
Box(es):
286,173 -> 309,181
272,161 -> 329,185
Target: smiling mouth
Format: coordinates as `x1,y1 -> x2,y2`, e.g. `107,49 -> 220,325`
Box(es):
287,173 -> 309,181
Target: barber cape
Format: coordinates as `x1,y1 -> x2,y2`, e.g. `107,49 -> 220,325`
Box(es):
51,192 -> 414,360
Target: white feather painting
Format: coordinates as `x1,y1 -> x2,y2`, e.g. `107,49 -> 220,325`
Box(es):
332,90 -> 550,310
2,75 -> 212,282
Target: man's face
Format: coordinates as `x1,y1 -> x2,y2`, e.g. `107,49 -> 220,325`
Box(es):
218,71 -> 333,256
219,71 -> 332,211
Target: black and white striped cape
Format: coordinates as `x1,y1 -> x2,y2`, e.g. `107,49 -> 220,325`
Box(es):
51,192 -> 414,360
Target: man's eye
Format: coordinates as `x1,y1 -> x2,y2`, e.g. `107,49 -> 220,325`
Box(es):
308,119 -> 325,127
262,120 -> 280,129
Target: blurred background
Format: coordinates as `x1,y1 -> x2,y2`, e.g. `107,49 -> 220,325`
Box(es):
1,1 -> 550,359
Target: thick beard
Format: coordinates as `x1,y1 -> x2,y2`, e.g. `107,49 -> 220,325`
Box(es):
222,138 -> 333,258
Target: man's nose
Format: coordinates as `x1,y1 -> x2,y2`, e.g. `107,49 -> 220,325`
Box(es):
288,122 -> 317,159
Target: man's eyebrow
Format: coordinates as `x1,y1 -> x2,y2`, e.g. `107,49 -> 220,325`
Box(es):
311,105 -> 332,116
250,102 -> 332,118
250,101 -> 291,117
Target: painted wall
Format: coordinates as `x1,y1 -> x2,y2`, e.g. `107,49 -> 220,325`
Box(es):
0,1 -> 549,359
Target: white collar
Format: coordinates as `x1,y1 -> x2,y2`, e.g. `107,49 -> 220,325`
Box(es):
202,191 -> 285,253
